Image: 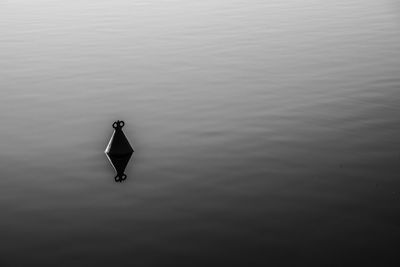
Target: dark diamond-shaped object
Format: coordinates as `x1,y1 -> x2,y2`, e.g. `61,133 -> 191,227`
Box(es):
105,120 -> 134,182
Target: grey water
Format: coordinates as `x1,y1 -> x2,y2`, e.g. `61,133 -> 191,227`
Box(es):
1,0 -> 400,266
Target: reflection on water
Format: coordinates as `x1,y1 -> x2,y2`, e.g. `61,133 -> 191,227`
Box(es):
1,0 -> 400,266
105,120 -> 134,182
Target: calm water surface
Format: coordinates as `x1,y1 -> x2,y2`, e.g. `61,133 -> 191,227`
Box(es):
1,0 -> 400,266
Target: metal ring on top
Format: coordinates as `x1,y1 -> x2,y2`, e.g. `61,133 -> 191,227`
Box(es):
112,120 -> 125,129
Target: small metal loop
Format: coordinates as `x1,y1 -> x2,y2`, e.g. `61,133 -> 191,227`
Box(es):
112,121 -> 119,129
115,175 -> 122,182
112,120 -> 125,129
114,173 -> 127,182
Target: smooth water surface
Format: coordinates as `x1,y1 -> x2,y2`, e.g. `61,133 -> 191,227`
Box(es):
1,0 -> 400,265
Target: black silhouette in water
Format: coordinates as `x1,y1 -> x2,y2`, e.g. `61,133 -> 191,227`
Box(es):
105,120 -> 134,182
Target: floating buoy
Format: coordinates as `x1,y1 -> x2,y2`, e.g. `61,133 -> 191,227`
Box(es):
105,120 -> 134,182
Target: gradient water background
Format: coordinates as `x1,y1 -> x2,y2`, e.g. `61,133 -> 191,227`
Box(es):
1,0 -> 400,266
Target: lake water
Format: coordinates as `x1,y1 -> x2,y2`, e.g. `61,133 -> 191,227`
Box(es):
1,0 -> 400,266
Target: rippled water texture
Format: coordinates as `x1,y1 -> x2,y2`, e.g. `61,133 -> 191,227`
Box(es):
1,0 -> 400,266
